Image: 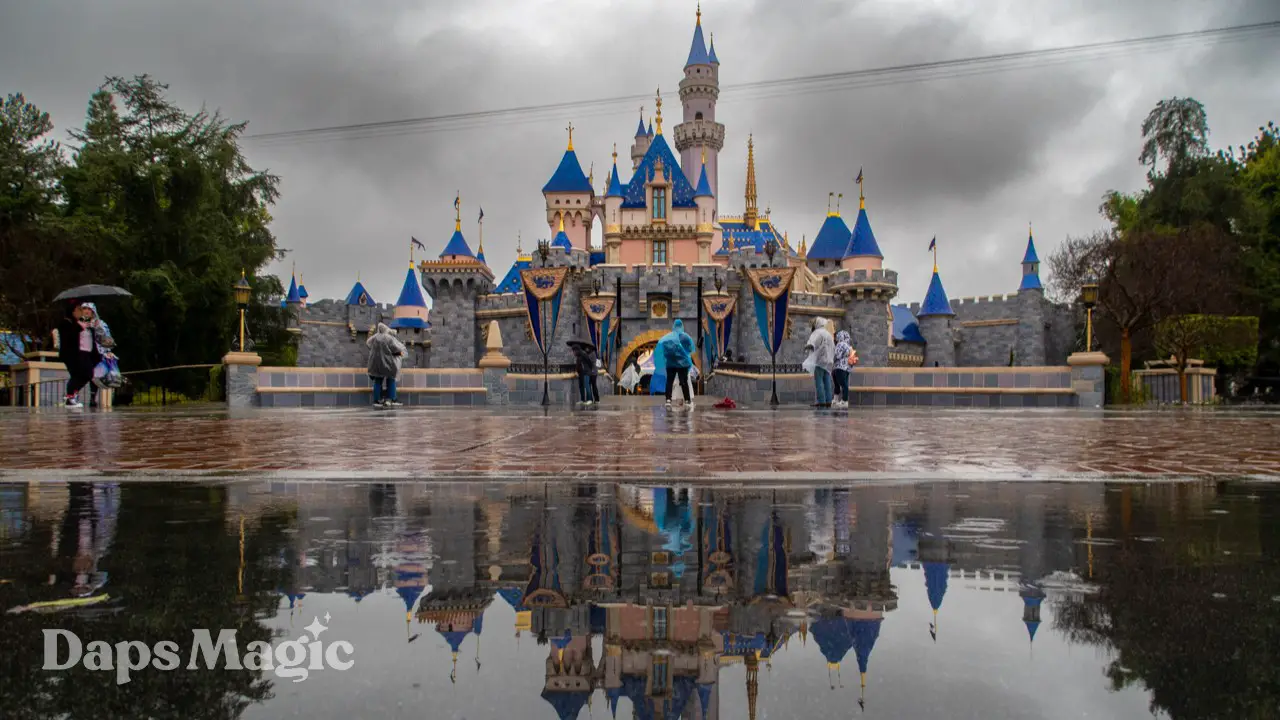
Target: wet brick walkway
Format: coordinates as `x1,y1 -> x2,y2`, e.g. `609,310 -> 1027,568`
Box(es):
1,404 -> 1277,479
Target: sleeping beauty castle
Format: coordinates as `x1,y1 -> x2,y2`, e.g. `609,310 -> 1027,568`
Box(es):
288,7 -> 1074,382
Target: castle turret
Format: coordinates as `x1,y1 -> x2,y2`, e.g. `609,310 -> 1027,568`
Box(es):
419,207 -> 495,367
807,195 -> 851,275
542,124 -> 594,251
388,265 -> 430,331
285,272 -> 302,306
1015,225 -> 1046,365
630,109 -> 650,171
674,4 -> 725,198
841,174 -> 884,273
917,260 -> 956,367
693,150 -> 716,263
603,148 -> 625,264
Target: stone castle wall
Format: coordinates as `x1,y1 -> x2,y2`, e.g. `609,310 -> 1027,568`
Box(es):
295,299 -> 431,369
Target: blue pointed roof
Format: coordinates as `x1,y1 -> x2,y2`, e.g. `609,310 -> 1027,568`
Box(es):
542,688 -> 590,720
919,271 -> 955,316
544,149 -> 593,194
344,281 -> 375,306
439,629 -> 468,653
686,17 -> 710,67
395,267 -> 428,308
635,116 -> 648,138
923,562 -> 949,611
811,616 -> 854,664
552,230 -> 572,251
715,218 -> 796,257
708,35 -> 719,64
396,586 -> 422,614
844,207 -> 883,258
285,275 -> 302,304
496,257 -> 532,294
891,305 -> 925,343
1019,233 -> 1043,290
440,229 -> 474,258
694,162 -> 714,198
808,214 -> 852,260
476,249 -> 486,265
621,134 -> 697,209
851,618 -> 882,674
647,120 -> 653,137
606,162 -> 624,198
1022,233 -> 1039,263
298,284 -> 309,299
589,249 -> 606,266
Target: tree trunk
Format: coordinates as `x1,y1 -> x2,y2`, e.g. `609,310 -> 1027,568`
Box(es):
1120,326 -> 1133,403
1178,365 -> 1188,404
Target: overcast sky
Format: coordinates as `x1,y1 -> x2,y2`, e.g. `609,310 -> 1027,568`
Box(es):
3,0 -> 1278,307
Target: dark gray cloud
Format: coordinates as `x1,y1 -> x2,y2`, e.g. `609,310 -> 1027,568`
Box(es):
2,0 -> 1277,306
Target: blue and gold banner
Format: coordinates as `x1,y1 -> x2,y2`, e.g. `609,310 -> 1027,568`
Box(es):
746,266 -> 795,355
582,294 -> 616,370
520,267 -> 570,356
701,295 -> 736,371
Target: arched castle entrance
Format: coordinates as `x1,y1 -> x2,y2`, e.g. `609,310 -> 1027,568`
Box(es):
616,328 -> 703,386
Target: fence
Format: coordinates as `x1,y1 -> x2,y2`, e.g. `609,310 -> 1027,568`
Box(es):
117,365 -> 221,407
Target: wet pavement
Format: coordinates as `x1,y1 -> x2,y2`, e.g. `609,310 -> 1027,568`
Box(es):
2,478 -> 1278,719
1,404 -> 1279,479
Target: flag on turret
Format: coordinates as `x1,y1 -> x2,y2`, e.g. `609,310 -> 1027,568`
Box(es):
927,236 -> 936,252
478,207 -> 484,222
411,237 -> 425,251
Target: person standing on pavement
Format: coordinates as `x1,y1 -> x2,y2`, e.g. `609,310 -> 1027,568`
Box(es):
832,330 -> 853,408
805,318 -> 836,408
570,341 -> 600,406
366,323 -> 405,406
55,302 -> 104,408
657,319 -> 696,408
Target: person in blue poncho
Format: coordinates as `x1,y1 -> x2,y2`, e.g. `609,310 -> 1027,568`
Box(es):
655,319 -> 696,408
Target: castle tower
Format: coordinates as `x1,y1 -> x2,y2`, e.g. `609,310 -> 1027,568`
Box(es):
388,265 -> 430,331
842,172 -> 884,273
542,124 -> 594,251
807,193 -> 851,275
1015,225 -> 1046,365
419,204 -> 495,368
630,109 -> 650,170
917,257 -> 956,367
674,4 -> 725,198
693,150 -> 716,263
603,146 -> 625,264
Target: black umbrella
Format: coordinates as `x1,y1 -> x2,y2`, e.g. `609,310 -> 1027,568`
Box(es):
566,339 -> 597,353
53,285 -> 133,302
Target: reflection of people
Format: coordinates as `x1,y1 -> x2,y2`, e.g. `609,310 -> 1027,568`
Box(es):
805,318 -> 835,408
366,323 -> 405,406
658,319 -> 695,408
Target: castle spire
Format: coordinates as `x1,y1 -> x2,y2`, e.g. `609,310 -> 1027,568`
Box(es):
856,166 -> 865,209
454,191 -> 461,231
744,135 -> 758,230
566,122 -> 574,152
654,89 -> 663,135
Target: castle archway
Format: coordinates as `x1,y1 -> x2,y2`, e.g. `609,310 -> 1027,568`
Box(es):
616,328 -> 702,380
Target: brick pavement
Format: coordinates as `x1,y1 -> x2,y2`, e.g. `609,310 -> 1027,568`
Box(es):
0,403 -> 1277,479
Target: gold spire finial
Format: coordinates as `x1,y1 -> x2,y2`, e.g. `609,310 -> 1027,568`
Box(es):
455,190 -> 461,231
799,233 -> 807,258
827,192 -> 833,216
837,193 -> 843,215
588,161 -> 594,188
654,89 -> 663,135
517,230 -> 524,258
697,1 -> 701,24
701,148 -> 707,165
612,143 -> 617,164
857,166 -> 865,209
566,122 -> 574,151
744,134 -> 758,229
559,214 -> 565,233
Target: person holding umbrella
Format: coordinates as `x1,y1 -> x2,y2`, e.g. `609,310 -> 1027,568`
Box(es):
568,339 -> 600,407
50,284 -> 130,408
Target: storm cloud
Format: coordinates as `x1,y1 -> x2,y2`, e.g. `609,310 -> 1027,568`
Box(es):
2,0 -> 1277,306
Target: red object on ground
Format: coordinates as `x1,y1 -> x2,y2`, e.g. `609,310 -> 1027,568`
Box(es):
714,397 -> 737,409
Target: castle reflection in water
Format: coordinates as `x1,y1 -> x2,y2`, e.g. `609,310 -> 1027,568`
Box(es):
218,481 -> 1102,720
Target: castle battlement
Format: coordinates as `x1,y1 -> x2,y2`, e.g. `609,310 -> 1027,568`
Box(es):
790,291 -> 842,309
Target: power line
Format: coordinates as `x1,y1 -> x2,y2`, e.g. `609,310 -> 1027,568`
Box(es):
244,20 -> 1280,146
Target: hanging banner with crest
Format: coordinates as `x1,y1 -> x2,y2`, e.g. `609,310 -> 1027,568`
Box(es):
520,267 -> 571,356
581,294 -> 617,370
701,294 -> 736,371
745,266 -> 796,357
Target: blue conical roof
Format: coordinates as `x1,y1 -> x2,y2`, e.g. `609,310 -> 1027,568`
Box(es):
606,162 -> 624,198
285,274 -> 302,304
1019,232 -> 1043,290
808,214 -> 852,260
811,616 -> 854,664
542,689 -> 590,720
694,161 -> 714,198
496,257 -> 532,294
552,230 -> 573,251
476,249 -> 486,265
544,149 -> 593,193
852,618 -> 882,674
924,562 -> 949,611
708,35 -> 719,64
344,280 -> 374,306
298,284 -> 309,299
635,116 -> 648,138
1022,232 -> 1040,263
440,229 -> 474,258
686,17 -> 710,67
622,134 -> 697,209
647,120 -> 653,137
395,267 -> 428,308
844,207 -> 883,258
440,629 -> 468,653
396,585 -> 422,614
919,271 -> 955,316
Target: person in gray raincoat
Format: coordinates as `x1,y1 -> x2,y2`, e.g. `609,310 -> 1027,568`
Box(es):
367,323 -> 406,406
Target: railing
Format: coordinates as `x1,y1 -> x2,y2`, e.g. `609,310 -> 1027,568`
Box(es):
508,363 -> 576,375
116,364 -> 221,407
715,361 -> 805,375
6,378 -> 70,407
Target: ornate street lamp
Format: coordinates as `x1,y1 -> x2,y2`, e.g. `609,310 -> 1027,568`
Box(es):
233,270 -> 252,352
592,276 -> 602,296
536,238 -> 551,266
1081,281 -> 1099,352
713,268 -> 723,293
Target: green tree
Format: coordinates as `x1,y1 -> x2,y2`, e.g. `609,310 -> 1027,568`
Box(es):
1232,123 -> 1280,372
1139,96 -> 1209,176
1155,315 -> 1258,403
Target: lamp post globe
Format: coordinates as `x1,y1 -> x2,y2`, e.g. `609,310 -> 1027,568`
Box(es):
233,271 -> 252,352
1081,281 -> 1099,353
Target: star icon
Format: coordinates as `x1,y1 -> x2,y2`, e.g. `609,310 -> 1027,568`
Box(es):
324,611 -> 332,623
304,616 -> 328,640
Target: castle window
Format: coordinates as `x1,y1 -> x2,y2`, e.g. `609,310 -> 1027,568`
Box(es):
653,607 -> 668,640
652,240 -> 667,265
695,111 -> 703,120
652,188 -> 666,220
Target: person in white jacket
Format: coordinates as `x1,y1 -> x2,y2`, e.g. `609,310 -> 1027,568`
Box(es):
805,318 -> 836,408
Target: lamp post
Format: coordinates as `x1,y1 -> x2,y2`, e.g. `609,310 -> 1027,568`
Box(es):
763,237 -> 780,406
764,236 -> 778,268
537,240 -> 552,405
1081,281 -> 1099,352
233,270 -> 252,352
